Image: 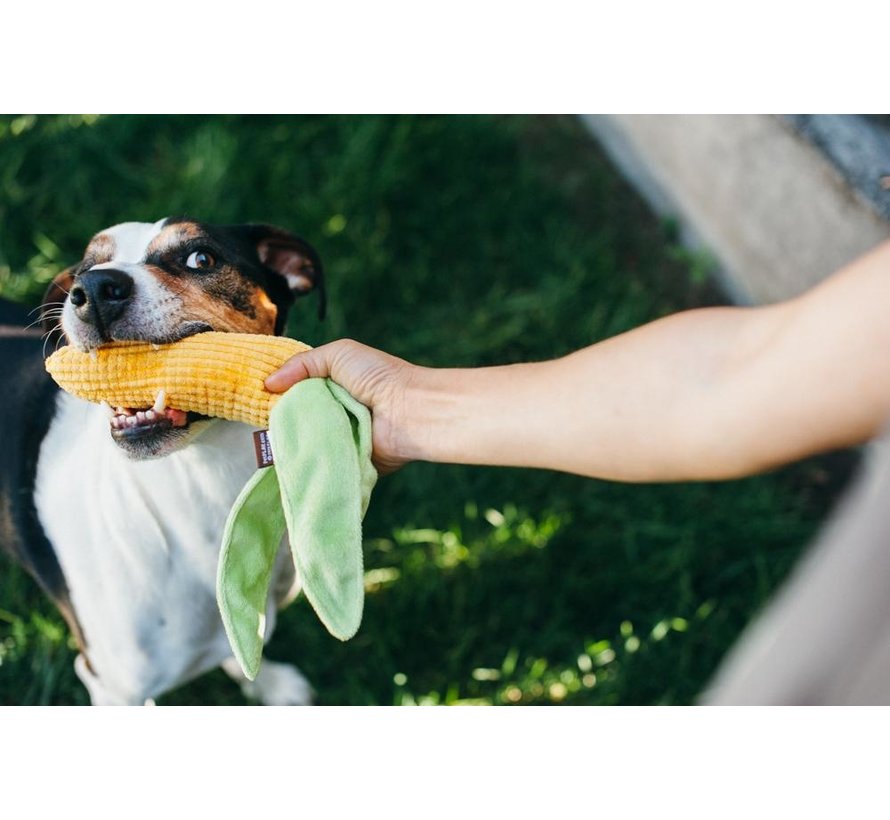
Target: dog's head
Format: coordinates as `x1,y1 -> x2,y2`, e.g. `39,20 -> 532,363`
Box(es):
43,217 -> 324,459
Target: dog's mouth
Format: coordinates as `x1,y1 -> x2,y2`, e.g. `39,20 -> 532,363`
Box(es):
108,390 -> 194,443
89,323 -> 216,454
97,321 -> 216,458
106,393 -> 210,458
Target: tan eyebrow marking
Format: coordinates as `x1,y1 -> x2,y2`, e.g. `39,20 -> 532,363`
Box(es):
84,232 -> 116,263
145,222 -> 205,256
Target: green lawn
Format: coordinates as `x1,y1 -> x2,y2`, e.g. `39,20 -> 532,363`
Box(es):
0,115 -> 856,705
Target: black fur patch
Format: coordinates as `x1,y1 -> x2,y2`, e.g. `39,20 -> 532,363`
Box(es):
161,217 -> 325,330
0,319 -> 88,655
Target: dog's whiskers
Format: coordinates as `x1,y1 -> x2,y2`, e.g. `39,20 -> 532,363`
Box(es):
41,327 -> 63,359
28,301 -> 67,316
25,310 -> 64,333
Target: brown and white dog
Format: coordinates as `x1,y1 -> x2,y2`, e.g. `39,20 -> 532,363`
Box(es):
0,217 -> 325,704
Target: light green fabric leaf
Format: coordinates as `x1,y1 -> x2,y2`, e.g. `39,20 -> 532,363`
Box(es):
216,464 -> 286,681
327,380 -> 376,517
271,378 -> 377,642
217,377 -> 377,680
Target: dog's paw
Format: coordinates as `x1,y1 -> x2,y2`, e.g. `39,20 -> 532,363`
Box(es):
223,657 -> 315,705
248,660 -> 315,705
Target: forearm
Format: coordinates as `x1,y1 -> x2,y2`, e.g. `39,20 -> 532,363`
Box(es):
400,307 -> 775,480
400,273 -> 890,481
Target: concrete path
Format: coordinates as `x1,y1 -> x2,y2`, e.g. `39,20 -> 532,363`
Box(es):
583,115 -> 890,304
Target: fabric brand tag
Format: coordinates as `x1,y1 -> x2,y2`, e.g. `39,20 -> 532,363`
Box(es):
253,429 -> 275,468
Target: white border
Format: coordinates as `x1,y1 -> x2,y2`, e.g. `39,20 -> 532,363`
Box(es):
1,707 -> 887,816
2,2 -> 887,112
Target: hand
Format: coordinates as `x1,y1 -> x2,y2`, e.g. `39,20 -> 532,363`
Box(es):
265,339 -> 417,475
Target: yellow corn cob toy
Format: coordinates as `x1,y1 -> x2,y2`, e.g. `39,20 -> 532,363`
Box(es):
44,331 -> 311,427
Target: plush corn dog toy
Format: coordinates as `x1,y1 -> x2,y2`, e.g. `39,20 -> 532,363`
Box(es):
45,331 -> 377,680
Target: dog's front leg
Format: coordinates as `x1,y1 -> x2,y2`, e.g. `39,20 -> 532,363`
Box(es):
74,655 -> 154,706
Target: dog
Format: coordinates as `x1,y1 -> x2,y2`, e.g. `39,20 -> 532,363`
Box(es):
0,217 -> 326,704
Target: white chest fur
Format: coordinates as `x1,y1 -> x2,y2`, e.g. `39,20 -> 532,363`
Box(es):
34,393 -> 265,701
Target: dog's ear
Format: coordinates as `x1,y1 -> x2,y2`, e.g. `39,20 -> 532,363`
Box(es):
40,266 -> 77,343
243,225 -> 326,322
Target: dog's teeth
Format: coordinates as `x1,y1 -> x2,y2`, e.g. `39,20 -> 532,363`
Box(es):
136,411 -> 147,423
153,389 -> 166,413
100,400 -> 115,419
145,409 -> 156,421
126,416 -> 138,427
116,406 -> 127,416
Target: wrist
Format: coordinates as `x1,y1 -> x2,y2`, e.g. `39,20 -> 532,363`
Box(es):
395,361 -> 542,467
394,364 -> 464,464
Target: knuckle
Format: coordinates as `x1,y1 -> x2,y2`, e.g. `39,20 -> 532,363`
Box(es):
336,338 -> 361,353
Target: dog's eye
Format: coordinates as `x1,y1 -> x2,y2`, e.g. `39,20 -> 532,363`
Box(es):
185,250 -> 216,270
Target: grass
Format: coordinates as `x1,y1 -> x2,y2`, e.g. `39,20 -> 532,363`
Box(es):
0,114 -> 857,705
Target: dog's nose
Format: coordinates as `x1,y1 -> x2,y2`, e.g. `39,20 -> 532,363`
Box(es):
69,268 -> 134,330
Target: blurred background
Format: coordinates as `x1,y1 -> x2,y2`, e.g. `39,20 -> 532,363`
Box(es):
0,114 -> 866,704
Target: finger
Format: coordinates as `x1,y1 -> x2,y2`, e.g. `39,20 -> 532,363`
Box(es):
264,347 -> 332,392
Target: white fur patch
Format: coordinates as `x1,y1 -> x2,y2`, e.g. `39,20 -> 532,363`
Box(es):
35,393 -> 294,704
100,219 -> 168,263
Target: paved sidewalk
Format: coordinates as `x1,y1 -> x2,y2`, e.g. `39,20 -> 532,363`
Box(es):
583,115 -> 890,304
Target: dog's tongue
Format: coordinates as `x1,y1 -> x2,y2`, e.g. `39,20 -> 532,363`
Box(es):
165,407 -> 189,427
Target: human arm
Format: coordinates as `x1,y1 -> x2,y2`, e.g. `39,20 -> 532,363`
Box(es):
265,240 -> 890,481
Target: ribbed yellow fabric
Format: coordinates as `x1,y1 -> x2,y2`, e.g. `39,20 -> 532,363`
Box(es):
45,332 -> 311,427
